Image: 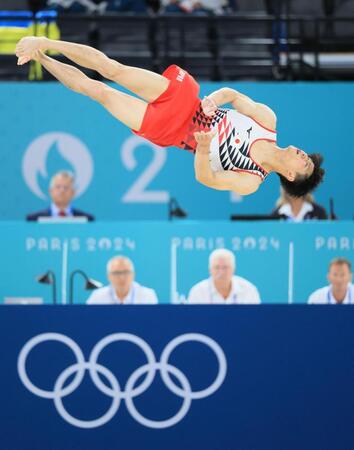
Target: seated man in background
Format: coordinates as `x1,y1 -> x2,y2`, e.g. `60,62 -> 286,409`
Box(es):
188,248 -> 260,304
87,255 -> 158,304
26,170 -> 94,221
161,0 -> 226,15
270,187 -> 327,221
308,258 -> 353,304
49,0 -> 147,13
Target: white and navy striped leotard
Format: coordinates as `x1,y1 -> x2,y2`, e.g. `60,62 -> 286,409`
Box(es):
209,108 -> 276,181
180,105 -> 277,182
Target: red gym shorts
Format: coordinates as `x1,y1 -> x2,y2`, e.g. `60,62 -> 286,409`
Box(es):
132,64 -> 200,147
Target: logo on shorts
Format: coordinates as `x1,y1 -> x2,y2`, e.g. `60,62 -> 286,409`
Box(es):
176,69 -> 186,82
22,132 -> 93,199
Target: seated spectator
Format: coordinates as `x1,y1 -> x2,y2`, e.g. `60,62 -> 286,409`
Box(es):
47,0 -> 106,13
270,187 -> 327,221
87,255 -> 158,304
48,0 -> 147,13
187,248 -> 260,304
308,257 -> 354,304
105,0 -> 147,12
26,170 -> 94,221
161,0 -> 226,14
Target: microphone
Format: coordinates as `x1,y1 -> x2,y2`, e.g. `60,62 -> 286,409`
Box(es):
329,198 -> 337,220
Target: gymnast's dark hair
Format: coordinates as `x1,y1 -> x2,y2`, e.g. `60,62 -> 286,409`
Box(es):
278,153 -> 325,197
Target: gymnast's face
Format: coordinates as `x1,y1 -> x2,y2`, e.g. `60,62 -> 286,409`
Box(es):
286,146 -> 314,180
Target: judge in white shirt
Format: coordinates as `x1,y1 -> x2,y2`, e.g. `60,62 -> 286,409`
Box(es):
87,255 -> 158,305
308,257 -> 354,305
187,248 -> 261,304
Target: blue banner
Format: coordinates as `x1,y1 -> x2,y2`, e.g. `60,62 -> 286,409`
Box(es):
0,82 -> 353,220
0,221 -> 353,304
1,306 -> 354,450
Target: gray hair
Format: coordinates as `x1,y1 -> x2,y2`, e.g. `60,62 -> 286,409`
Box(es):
329,257 -> 352,272
209,248 -> 236,270
106,255 -> 135,274
49,170 -> 75,189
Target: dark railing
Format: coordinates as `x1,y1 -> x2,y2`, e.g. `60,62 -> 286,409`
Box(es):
0,12 -> 354,81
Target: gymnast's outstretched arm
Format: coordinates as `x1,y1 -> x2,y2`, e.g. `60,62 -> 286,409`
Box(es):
202,88 -> 277,130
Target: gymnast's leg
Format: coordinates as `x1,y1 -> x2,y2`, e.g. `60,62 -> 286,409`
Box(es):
16,37 -> 169,103
34,51 -> 147,131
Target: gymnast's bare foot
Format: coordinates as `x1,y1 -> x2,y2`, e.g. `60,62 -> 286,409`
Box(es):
16,36 -> 47,65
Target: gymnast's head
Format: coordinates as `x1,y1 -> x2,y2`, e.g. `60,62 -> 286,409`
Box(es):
278,146 -> 325,197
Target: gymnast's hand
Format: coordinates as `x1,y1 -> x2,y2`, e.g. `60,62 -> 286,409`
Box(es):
194,129 -> 217,154
201,96 -> 217,117
16,37 -> 46,65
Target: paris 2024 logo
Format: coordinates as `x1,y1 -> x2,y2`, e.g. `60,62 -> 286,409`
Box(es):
22,132 -> 93,199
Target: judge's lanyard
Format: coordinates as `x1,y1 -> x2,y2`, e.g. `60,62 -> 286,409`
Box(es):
327,287 -> 352,304
110,285 -> 136,304
209,279 -> 237,304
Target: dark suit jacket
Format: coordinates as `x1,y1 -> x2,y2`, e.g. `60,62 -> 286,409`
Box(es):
270,202 -> 328,220
26,208 -> 95,222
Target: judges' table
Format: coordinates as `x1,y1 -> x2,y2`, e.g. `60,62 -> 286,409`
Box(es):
0,221 -> 354,304
1,305 -> 354,450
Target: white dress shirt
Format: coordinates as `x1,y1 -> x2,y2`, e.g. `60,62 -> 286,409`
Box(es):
278,202 -> 314,222
86,281 -> 158,305
187,275 -> 261,304
51,203 -> 73,217
308,283 -> 354,304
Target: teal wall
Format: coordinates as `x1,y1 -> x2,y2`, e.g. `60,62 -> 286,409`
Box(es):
0,82 -> 353,220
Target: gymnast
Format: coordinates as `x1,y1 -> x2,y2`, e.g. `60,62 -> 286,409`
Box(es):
16,37 -> 324,196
